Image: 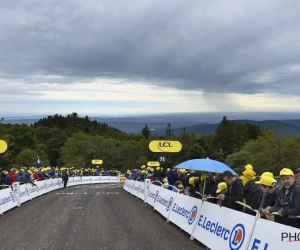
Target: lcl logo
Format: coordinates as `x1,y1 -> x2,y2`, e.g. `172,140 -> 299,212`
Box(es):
149,140 -> 182,153
158,142 -> 173,147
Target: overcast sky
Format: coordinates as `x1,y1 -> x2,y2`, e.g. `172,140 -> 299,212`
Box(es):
1,0 -> 300,117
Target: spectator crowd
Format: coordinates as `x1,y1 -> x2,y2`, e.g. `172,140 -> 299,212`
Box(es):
0,167 -> 119,189
126,165 -> 300,230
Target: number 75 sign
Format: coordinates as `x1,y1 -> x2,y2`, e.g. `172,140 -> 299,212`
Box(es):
158,155 -> 167,164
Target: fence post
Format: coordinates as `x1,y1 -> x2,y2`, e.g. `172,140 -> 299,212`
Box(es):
12,182 -> 21,207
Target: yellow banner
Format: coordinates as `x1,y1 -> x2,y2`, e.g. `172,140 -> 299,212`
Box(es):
149,140 -> 182,153
147,161 -> 160,167
91,159 -> 103,164
0,140 -> 8,154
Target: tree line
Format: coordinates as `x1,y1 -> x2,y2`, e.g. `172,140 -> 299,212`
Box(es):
0,114 -> 299,175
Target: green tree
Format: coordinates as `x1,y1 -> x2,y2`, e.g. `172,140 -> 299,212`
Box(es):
240,130 -> 291,175
225,151 -> 254,175
16,148 -> 49,168
165,122 -> 174,137
197,135 -> 224,161
44,128 -> 67,166
8,124 -> 36,155
187,143 -> 206,159
141,125 -> 151,140
282,137 -> 300,170
213,117 -> 250,158
61,132 -> 91,168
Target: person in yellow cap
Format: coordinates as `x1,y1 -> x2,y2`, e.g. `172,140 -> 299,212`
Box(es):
240,164 -> 256,186
199,174 -> 215,196
243,171 -> 262,216
256,172 -> 278,221
167,168 -> 179,191
162,177 -> 169,189
216,182 -> 228,207
186,176 -> 201,199
265,168 -> 300,228
178,169 -> 187,184
154,166 -> 166,186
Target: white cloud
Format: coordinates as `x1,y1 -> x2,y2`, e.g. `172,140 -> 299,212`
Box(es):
1,79 -> 300,115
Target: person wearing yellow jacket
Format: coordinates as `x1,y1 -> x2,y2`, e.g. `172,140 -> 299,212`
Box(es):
240,164 -> 256,210
240,164 -> 256,186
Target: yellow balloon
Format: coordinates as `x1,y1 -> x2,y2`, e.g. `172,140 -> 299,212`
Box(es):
0,140 -> 8,154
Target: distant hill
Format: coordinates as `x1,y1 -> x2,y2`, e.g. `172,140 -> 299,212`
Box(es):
279,119 -> 300,127
153,120 -> 300,136
235,120 -> 300,136
1,114 -> 203,134
152,123 -> 218,136
2,114 -> 300,136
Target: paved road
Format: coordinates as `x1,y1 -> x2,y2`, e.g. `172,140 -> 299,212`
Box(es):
0,184 -> 204,250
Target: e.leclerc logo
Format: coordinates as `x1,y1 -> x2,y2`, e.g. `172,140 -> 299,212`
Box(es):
157,196 -> 174,211
0,192 -> 15,205
148,190 -> 159,202
166,197 -> 173,211
10,192 -> 15,202
198,215 -> 245,250
154,191 -> 159,202
25,187 -> 30,196
172,203 -> 198,225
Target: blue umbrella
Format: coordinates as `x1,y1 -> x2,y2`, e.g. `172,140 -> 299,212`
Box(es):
174,158 -> 238,176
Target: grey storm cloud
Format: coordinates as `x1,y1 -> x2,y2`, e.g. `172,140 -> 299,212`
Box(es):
1,0 -> 300,95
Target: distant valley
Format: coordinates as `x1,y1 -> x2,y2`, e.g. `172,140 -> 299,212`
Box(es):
1,112 -> 300,136
153,119 -> 300,136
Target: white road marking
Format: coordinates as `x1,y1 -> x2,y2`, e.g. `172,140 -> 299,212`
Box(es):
56,191 -> 119,195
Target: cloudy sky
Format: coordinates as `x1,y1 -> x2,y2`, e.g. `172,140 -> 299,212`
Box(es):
1,0 -> 300,116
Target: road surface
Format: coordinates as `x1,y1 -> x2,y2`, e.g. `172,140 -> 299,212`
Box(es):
0,184 -> 204,250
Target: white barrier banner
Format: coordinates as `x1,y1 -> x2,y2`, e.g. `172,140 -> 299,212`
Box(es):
132,181 -> 140,197
124,180 -> 129,191
91,176 -> 101,184
0,187 -> 18,213
248,217 -> 300,250
66,176 -> 74,187
53,179 -> 61,189
109,176 -> 119,182
168,195 -> 203,235
153,187 -> 177,218
145,184 -> 161,207
128,180 -> 134,194
35,181 -> 48,195
192,201 -> 255,250
82,176 -> 92,184
125,180 -> 132,192
137,182 -> 146,200
67,177 -> 75,187
74,176 -> 82,185
123,179 -> 128,190
27,183 -> 40,198
100,176 -> 110,183
46,179 -> 55,192
20,184 -> 32,203
144,180 -> 151,200
54,179 -> 60,189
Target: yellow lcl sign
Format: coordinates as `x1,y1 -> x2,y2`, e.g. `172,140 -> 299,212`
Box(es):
0,140 -> 8,154
92,159 -> 103,164
147,161 -> 160,167
149,140 -> 182,153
